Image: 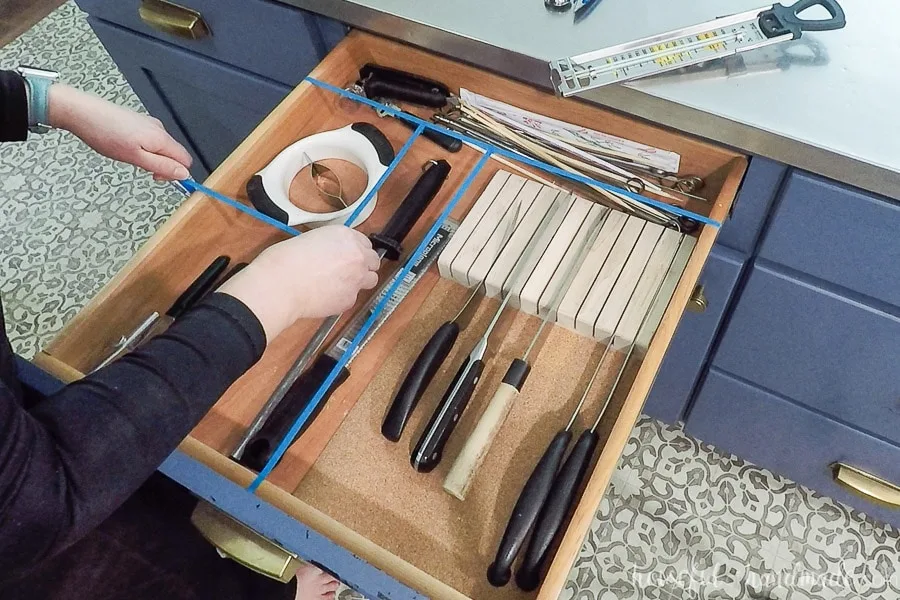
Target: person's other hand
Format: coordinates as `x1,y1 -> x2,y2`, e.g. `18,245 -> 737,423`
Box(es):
48,84 -> 192,180
218,225 -> 381,342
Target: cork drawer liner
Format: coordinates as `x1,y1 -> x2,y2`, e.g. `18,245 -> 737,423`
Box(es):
35,31 -> 746,600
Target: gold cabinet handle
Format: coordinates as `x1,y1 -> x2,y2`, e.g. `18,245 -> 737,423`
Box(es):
687,284 -> 708,313
139,0 -> 211,40
832,463 -> 900,508
191,502 -> 299,582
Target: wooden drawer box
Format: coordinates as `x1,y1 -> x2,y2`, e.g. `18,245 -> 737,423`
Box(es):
34,32 -> 745,600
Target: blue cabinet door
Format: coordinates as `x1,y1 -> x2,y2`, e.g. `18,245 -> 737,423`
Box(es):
642,245 -> 745,423
88,18 -> 292,180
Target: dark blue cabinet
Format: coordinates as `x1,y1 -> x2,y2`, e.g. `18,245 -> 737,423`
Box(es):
687,368 -> 900,529
643,246 -> 745,423
88,19 -> 292,179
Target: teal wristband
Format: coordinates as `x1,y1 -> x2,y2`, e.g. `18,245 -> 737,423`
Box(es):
17,66 -> 59,134
24,75 -> 52,130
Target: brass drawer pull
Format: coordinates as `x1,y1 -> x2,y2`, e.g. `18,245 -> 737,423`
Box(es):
687,284 -> 708,313
832,463 -> 900,508
191,502 -> 299,582
139,0 -> 211,40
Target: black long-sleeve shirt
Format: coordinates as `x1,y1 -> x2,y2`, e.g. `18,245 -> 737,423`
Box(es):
0,70 -> 283,593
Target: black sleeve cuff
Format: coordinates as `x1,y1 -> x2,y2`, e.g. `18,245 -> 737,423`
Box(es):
201,292 -> 268,361
0,70 -> 29,142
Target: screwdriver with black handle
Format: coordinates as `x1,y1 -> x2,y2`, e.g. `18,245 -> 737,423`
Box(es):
236,159 -> 452,472
93,255 -> 231,371
410,198 -> 562,473
515,244 -> 681,591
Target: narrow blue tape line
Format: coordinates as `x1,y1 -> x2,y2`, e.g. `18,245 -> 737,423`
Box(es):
343,123 -> 424,227
179,179 -> 301,237
304,76 -> 720,228
248,150 -> 493,491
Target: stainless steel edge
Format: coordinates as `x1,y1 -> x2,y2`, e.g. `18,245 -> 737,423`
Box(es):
284,0 -> 900,201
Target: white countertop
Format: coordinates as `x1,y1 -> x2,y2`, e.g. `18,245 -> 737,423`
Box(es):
288,0 -> 900,199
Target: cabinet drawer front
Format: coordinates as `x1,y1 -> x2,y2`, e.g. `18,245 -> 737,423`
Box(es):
35,32 -> 746,600
89,19 -> 291,178
714,265 -> 900,443
643,245 -> 745,424
686,369 -> 900,529
760,171 -> 900,307
715,156 -> 786,255
76,0 -> 341,86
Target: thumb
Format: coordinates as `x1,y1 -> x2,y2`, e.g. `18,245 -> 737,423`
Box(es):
137,150 -> 191,180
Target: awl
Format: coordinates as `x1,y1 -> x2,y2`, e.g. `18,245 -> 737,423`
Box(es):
232,159 -> 452,463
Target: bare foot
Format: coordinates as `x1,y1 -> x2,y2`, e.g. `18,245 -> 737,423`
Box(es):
294,563 -> 340,600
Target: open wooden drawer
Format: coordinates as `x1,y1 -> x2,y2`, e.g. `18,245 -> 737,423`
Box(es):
34,31 -> 746,600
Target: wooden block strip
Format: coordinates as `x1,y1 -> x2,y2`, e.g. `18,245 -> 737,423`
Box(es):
574,216 -> 644,337
556,210 -> 627,331
504,193 -> 575,308
594,222 -> 664,343
447,173 -> 525,285
540,204 -> 608,323
634,234 -> 697,353
477,180 -> 549,293
614,228 -> 683,351
518,197 -> 594,315
437,170 -> 510,280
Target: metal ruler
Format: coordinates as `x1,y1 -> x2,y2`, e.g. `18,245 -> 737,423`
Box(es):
328,220 -> 457,363
550,0 -> 845,97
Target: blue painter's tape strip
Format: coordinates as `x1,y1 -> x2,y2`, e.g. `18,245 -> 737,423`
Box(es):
303,76 -> 720,228
343,123 -> 424,227
248,150 -> 494,491
178,179 -> 302,237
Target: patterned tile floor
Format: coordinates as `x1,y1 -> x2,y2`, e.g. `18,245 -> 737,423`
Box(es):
2,4 -> 898,600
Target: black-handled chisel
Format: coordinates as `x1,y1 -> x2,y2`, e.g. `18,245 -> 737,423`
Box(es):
410,198 -> 562,473
234,161 -> 453,468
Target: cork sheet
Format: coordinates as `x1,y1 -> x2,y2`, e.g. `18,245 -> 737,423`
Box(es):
293,277 -> 637,599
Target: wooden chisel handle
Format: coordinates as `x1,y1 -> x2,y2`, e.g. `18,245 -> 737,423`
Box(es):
443,359 -> 531,500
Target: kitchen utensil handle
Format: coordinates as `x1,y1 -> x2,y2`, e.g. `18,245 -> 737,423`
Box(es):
359,63 -> 450,107
443,382 -> 518,501
394,116 -> 462,152
516,429 -> 600,591
382,321 -> 459,442
443,359 -> 532,500
167,255 -> 230,318
487,430 -> 572,587
237,354 -> 349,472
766,0 -> 845,37
410,357 -> 484,473
370,160 -> 451,260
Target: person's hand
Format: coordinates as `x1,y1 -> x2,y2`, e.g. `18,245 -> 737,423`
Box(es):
47,84 -> 192,180
218,225 -> 381,342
